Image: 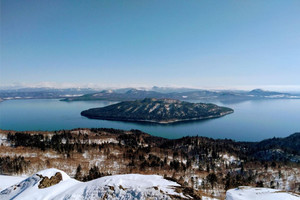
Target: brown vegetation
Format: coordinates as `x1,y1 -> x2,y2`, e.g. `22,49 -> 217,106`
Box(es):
0,128 -> 299,199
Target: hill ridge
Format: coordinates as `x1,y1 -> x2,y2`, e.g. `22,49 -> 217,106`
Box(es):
81,98 -> 234,124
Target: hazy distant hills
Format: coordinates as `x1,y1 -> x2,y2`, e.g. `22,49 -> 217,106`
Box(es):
0,88 -> 101,100
248,89 -> 289,97
0,87 -> 299,102
62,88 -> 299,102
65,89 -> 167,101
81,98 -> 233,123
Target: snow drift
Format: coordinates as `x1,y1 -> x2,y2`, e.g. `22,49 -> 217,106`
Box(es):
0,168 -> 187,200
226,186 -> 300,200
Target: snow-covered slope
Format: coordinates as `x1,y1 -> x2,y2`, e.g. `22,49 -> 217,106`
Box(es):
0,168 -> 188,200
226,186 -> 300,200
0,175 -> 27,191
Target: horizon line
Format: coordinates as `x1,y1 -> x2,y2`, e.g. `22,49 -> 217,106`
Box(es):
1,82 -> 300,92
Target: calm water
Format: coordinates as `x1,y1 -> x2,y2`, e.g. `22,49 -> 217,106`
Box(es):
0,99 -> 299,141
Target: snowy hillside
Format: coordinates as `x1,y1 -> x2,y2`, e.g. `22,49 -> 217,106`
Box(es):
0,175 -> 27,191
0,168 -> 190,200
226,186 -> 300,200
2,169 -> 299,200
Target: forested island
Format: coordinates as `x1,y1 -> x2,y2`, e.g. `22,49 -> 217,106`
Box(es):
81,98 -> 234,124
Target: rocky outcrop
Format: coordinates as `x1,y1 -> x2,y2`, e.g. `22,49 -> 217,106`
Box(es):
37,172 -> 63,189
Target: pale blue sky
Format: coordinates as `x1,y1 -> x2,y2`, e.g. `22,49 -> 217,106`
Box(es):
1,0 -> 300,90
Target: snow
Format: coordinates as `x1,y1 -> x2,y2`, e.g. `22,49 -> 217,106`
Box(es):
202,196 -> 219,200
82,151 -> 90,159
35,168 -> 71,181
149,103 -> 160,113
0,134 -> 9,146
0,152 -> 37,157
88,138 -> 118,145
0,175 -> 27,191
226,186 -> 300,200
0,168 -> 187,200
222,154 -> 237,163
43,152 -> 60,158
62,94 -> 82,97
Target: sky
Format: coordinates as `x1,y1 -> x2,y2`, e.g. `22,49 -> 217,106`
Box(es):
1,0 -> 300,91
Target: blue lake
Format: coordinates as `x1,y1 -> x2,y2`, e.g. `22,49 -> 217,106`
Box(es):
0,99 -> 299,141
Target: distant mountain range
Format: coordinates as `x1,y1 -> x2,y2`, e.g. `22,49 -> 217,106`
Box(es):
1,87 -> 299,102
81,98 -> 233,124
0,88 -> 101,100
62,88 -> 299,103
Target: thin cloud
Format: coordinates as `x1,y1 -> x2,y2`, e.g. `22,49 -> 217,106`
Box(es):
1,82 -> 300,92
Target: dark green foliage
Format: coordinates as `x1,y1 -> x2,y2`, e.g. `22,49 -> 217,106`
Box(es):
206,173 -> 218,189
224,170 -> 256,190
118,134 -> 139,147
4,128 -> 300,191
251,132 -> 300,160
170,160 -> 180,171
8,132 -> 76,155
82,166 -> 110,182
74,164 -> 82,181
7,132 -> 45,149
148,154 -> 163,167
81,98 -> 233,123
0,156 -> 29,174
256,181 -> 264,187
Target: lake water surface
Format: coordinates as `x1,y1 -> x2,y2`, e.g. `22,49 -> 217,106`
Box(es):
0,99 -> 299,141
